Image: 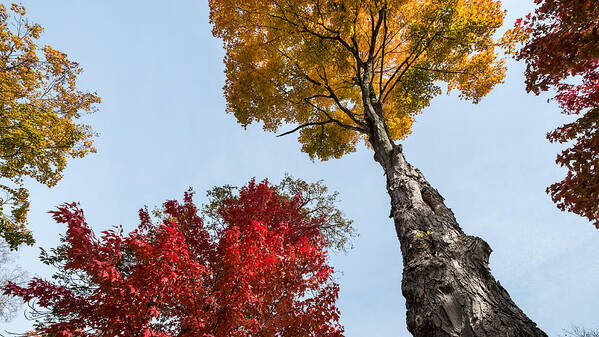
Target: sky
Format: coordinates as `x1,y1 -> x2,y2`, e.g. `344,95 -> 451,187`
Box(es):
2,1 -> 598,336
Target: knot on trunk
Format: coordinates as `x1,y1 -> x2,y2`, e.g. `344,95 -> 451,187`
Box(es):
420,186 -> 445,214
464,235 -> 492,270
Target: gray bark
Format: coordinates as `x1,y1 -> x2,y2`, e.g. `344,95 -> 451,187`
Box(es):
360,71 -> 547,336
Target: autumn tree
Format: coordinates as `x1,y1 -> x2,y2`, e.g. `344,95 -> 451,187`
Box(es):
513,0 -> 599,228
202,174 -> 356,252
0,4 -> 100,249
209,1 -> 546,336
3,180 -> 345,337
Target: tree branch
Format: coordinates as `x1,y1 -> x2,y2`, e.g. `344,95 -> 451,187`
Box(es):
382,31 -> 441,102
276,120 -> 334,137
303,98 -> 366,133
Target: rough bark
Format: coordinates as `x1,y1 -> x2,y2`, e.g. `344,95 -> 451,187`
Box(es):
360,74 -> 547,336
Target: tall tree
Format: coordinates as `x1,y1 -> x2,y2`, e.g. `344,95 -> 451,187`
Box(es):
513,0 -> 599,228
3,180 -> 344,337
0,4 -> 100,249
209,0 -> 546,336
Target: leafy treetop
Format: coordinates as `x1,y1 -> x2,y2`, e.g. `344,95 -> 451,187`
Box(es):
512,0 -> 599,227
201,175 -> 356,252
0,4 -> 100,249
4,180 -> 344,337
210,0 -> 507,160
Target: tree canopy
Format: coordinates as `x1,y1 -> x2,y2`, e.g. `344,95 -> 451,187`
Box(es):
3,180 -> 344,336
0,4 -> 100,249
201,174 -> 356,252
514,0 -> 599,228
210,0 -> 507,160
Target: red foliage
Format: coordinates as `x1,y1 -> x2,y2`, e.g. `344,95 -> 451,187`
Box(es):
516,0 -> 599,227
4,180 -> 344,336
546,110 -> 599,227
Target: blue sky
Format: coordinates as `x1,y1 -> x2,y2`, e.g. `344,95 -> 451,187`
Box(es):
2,1 -> 598,336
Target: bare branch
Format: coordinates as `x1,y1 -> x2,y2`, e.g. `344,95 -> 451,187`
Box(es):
276,120 -> 335,137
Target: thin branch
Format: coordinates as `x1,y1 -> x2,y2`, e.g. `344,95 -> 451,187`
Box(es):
304,70 -> 365,128
276,120 -> 334,137
303,98 -> 366,132
267,1 -> 361,64
382,32 -> 441,102
380,11 -> 442,97
379,7 -> 388,99
317,69 -> 366,128
368,7 -> 385,63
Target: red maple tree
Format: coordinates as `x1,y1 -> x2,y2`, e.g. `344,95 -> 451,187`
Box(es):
515,0 -> 599,227
4,180 -> 344,337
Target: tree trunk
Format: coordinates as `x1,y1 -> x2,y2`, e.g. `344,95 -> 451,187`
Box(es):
361,91 -> 547,336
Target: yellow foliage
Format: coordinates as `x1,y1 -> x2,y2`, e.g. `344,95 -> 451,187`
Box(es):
0,4 -> 100,249
210,0 -> 506,160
